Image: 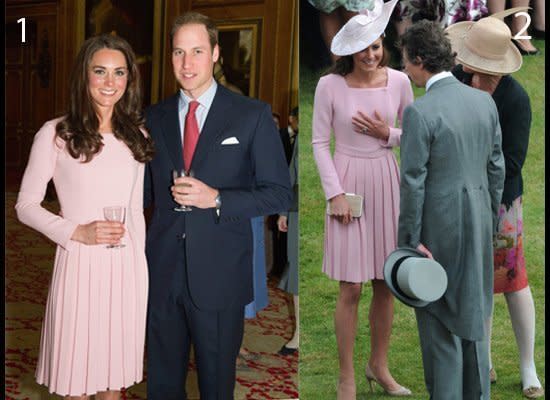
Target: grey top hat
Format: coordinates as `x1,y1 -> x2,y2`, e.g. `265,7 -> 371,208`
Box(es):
383,247 -> 448,308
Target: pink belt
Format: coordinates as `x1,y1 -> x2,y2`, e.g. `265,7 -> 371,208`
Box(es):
335,143 -> 392,159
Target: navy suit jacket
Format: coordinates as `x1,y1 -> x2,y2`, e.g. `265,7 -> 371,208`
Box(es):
144,84 -> 292,310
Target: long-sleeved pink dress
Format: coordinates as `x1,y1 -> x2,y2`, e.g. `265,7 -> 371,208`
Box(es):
312,68 -> 413,282
15,118 -> 148,396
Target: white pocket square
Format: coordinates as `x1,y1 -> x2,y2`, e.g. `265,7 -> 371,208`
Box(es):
221,137 -> 239,145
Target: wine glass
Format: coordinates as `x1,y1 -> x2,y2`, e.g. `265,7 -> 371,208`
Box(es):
103,206 -> 126,248
172,169 -> 193,212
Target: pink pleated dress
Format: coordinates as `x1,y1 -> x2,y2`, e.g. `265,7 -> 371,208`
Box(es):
15,118 -> 148,396
312,69 -> 414,283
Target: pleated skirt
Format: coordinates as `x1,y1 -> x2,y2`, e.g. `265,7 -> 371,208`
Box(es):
35,239 -> 148,396
322,149 -> 400,283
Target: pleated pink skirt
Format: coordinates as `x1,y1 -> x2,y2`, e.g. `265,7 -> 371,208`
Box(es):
35,239 -> 148,396
322,146 -> 400,283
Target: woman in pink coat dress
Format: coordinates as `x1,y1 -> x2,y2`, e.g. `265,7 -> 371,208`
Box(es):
15,34 -> 154,400
312,1 -> 413,398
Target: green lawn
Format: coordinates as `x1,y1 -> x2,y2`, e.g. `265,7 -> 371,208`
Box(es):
298,40 -> 545,399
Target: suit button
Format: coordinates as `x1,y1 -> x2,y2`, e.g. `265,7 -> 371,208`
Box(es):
181,233 -> 186,239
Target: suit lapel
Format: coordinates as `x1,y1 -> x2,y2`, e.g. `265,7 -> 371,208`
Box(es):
161,95 -> 184,171
190,85 -> 233,171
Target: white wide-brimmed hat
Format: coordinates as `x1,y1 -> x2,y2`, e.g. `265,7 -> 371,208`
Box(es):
445,12 -> 524,75
330,0 -> 399,56
383,247 -> 448,308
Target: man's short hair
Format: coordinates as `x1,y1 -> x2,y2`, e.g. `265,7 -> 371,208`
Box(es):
399,20 -> 456,73
171,12 -> 218,50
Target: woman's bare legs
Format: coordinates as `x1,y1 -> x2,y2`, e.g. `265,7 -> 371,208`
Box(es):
335,281 -> 362,399
532,0 -> 545,32
367,280 -> 405,391
286,295 -> 299,348
96,391 -> 121,400
63,391 -> 120,400
487,0 -> 505,14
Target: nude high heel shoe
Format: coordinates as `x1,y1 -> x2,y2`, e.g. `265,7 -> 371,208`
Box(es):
365,365 -> 412,396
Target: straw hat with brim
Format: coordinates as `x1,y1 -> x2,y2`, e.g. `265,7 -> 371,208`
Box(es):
330,0 -> 399,56
445,16 -> 522,75
383,248 -> 448,308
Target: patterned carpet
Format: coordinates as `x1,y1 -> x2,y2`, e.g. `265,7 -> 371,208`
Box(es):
5,193 -> 299,399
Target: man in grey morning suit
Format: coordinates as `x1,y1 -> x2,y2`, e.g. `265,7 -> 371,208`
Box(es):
398,21 -> 505,399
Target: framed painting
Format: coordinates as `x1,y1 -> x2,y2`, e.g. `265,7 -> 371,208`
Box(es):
215,19 -> 262,98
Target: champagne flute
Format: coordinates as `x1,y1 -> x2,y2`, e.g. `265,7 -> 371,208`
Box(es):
172,169 -> 193,212
103,206 -> 126,248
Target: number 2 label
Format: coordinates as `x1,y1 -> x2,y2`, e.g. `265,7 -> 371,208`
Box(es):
513,12 -> 532,40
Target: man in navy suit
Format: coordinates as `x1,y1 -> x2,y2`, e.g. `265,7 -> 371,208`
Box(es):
143,12 -> 292,400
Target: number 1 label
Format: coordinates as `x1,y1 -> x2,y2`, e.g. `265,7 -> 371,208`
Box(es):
17,17 -> 26,43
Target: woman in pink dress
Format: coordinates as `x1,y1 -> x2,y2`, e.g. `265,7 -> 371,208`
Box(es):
15,34 -> 154,399
312,1 -> 413,398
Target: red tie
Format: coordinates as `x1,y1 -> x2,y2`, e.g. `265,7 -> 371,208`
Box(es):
183,101 -> 200,171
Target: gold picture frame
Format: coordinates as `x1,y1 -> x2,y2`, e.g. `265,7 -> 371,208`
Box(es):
215,19 -> 262,98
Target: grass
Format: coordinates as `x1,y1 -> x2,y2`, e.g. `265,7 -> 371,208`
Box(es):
298,39 -> 545,399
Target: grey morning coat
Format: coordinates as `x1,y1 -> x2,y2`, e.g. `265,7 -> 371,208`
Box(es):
398,76 -> 505,341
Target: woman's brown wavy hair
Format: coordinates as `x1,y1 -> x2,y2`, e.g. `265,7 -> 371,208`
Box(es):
56,34 -> 154,163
